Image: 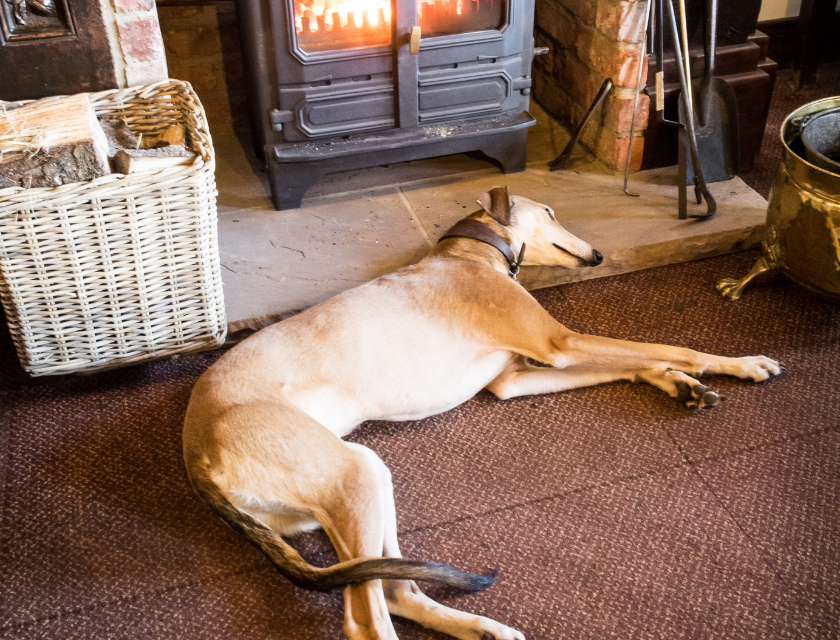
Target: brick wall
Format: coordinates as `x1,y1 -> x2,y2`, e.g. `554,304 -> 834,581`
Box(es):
101,0 -> 169,87
534,0 -> 649,171
156,0 -> 248,127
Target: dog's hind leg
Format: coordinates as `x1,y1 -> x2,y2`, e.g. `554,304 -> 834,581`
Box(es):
343,444 -> 525,640
487,356 -> 635,400
317,442 -> 401,640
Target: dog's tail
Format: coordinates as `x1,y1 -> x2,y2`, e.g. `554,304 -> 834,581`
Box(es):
187,463 -> 497,593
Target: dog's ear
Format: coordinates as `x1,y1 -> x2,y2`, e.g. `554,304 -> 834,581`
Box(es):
477,186 -> 512,226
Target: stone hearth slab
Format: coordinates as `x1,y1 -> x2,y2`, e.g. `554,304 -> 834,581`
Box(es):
213,103 -> 768,329
400,167 -> 767,291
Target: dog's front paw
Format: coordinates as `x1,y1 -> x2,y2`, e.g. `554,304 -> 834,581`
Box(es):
638,369 -> 721,409
732,355 -> 784,382
674,379 -> 720,409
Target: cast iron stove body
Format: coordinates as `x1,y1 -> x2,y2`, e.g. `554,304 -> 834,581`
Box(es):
236,0 -> 539,209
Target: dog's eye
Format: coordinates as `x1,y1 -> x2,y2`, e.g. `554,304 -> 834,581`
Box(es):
545,207 -> 555,220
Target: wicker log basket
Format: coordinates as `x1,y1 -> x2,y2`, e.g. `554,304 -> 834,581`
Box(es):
0,80 -> 226,376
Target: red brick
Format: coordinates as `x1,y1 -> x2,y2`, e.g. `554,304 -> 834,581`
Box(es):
614,47 -> 646,88
595,0 -> 647,43
596,133 -> 645,170
113,0 -> 155,13
124,59 -> 169,87
533,69 -> 576,129
536,0 -> 578,50
577,27 -> 640,87
199,94 -> 234,126
117,14 -> 165,65
177,60 -> 225,92
559,0 -> 596,25
602,93 -> 650,134
561,54 -> 604,105
157,5 -> 203,20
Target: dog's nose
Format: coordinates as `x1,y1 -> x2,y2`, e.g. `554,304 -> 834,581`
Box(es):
591,250 -> 604,266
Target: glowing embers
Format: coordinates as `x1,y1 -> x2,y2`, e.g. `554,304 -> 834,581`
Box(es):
418,0 -> 504,38
294,0 -> 505,52
294,0 -> 392,51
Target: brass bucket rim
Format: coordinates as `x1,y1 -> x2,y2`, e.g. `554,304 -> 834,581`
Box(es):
781,95 -> 840,179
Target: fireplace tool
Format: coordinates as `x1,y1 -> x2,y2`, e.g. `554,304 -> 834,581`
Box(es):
654,0 -> 711,217
548,78 -> 613,171
670,0 -> 716,218
681,0 -> 740,186
717,96 -> 840,303
623,0 -> 653,197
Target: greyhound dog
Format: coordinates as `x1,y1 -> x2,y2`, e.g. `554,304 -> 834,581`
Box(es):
183,187 -> 781,640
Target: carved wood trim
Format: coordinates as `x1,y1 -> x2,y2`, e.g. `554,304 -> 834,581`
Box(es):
0,0 -> 76,45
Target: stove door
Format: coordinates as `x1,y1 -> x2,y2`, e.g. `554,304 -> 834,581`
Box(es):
271,0 -> 396,141
409,0 -> 532,126
272,0 -> 531,140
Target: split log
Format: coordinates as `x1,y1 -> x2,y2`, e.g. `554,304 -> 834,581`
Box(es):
143,124 -> 187,149
112,145 -> 196,175
99,116 -> 139,157
0,93 -> 111,190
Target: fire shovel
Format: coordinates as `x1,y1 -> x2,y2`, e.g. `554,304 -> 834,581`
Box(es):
682,0 -> 741,184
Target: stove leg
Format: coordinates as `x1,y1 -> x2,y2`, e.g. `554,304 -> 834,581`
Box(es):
267,159 -> 328,210
478,129 -> 529,174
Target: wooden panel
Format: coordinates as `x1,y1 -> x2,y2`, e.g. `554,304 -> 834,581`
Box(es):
0,0 -> 118,100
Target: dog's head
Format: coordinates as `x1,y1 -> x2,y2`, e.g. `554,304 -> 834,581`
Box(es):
477,186 -> 603,268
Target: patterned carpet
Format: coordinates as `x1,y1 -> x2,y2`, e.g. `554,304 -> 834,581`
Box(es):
2,57 -> 840,640
1,249 -> 839,639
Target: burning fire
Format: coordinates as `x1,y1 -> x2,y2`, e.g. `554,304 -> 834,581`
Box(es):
295,0 -> 392,32
295,0 -> 466,34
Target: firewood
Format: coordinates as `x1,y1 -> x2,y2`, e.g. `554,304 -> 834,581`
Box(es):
142,124 -> 187,149
112,145 -> 196,175
0,93 -> 111,189
99,116 -> 139,157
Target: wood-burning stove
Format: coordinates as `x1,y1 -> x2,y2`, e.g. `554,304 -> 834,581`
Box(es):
235,0 -> 540,209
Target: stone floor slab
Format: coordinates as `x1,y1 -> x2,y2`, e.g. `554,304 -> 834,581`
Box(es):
398,166 -> 767,290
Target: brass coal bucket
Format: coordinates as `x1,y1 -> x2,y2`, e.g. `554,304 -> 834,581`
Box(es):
717,96 -> 840,302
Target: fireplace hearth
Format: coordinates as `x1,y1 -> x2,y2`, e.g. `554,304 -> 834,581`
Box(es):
236,0 -> 540,209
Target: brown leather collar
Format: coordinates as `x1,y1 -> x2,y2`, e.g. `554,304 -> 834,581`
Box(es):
439,219 -> 526,279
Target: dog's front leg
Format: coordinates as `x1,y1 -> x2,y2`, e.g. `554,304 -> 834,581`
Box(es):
502,331 -> 782,408
551,333 -> 782,382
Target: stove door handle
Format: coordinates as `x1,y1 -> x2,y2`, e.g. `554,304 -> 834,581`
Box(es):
409,26 -> 421,55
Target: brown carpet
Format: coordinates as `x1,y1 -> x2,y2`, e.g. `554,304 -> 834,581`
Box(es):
1,249 -> 839,639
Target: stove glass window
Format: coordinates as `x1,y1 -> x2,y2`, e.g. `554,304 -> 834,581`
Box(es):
418,0 -> 506,37
294,0 -> 393,52
293,0 -> 506,53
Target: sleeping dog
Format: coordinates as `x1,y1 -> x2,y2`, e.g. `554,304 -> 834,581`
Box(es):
184,187 -> 781,640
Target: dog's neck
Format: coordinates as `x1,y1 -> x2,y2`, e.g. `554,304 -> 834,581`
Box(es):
427,213 -> 522,277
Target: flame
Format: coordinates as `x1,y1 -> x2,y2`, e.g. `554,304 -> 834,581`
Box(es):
295,0 -> 470,35
296,0 -> 392,32
418,0 -> 464,17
